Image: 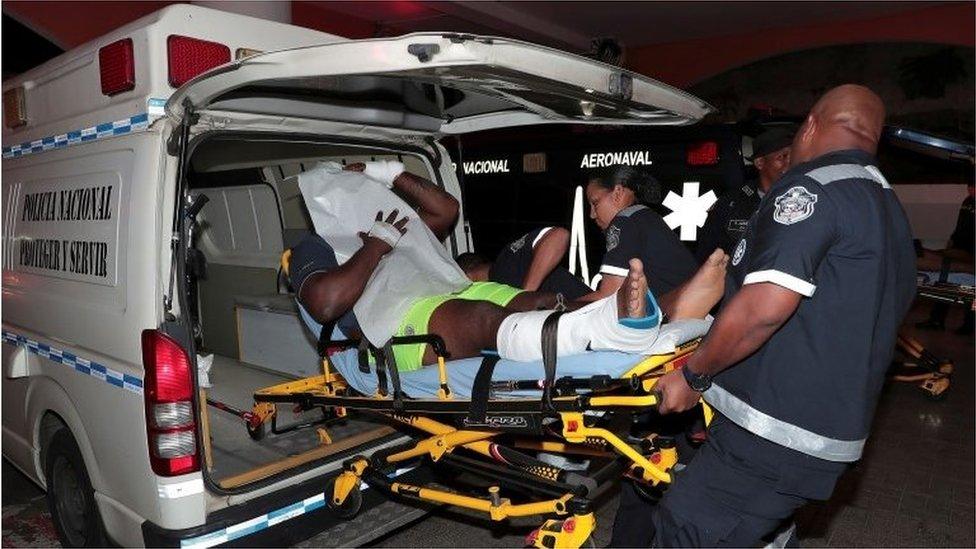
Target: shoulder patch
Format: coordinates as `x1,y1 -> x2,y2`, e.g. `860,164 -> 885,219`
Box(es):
732,239 -> 746,266
606,224 -> 621,251
773,186 -> 818,225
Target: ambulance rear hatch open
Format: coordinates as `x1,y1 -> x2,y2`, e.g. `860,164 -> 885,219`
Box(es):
163,33 -> 712,496
165,32 -> 712,134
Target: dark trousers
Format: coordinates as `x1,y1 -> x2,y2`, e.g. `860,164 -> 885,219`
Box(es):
609,410 -> 702,548
650,416 -> 846,547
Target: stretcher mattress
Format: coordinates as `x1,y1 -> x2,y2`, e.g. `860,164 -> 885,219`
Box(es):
324,320 -> 710,399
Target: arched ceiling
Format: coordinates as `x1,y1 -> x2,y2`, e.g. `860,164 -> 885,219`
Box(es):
3,1 -> 973,86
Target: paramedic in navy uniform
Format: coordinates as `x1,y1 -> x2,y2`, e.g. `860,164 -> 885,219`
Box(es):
582,167 -> 698,301
652,84 -> 917,547
456,226 -> 592,300
695,127 -> 794,263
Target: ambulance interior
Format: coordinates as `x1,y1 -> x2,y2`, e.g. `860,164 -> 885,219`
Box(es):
183,136 -> 441,489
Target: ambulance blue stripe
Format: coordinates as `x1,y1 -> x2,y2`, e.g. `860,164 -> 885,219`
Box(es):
179,469 -> 413,548
2,99 -> 164,159
0,329 -> 143,395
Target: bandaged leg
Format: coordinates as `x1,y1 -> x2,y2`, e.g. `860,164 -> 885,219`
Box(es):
495,291 -> 662,362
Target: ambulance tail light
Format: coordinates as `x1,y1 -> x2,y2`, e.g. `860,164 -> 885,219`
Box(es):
167,35 -> 231,88
687,141 -> 719,166
98,38 -> 136,96
142,330 -> 199,476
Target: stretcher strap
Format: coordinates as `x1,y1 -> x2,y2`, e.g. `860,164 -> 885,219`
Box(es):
316,319 -> 338,358
383,341 -> 406,411
541,312 -> 565,412
373,343 -> 389,397
357,339 -> 371,374
467,355 -> 502,425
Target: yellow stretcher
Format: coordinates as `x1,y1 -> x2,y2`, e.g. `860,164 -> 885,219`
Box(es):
241,250 -> 710,548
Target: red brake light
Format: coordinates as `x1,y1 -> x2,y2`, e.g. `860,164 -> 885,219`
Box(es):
687,141 -> 719,166
99,38 -> 136,96
142,330 -> 199,476
167,35 -> 230,88
142,330 -> 193,402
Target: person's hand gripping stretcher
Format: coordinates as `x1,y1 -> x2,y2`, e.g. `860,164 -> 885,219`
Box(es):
293,160 -> 729,372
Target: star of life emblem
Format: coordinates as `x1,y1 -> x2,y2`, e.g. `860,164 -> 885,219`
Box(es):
773,186 -> 818,225
606,225 -> 621,251
509,234 -> 527,252
732,239 -> 746,266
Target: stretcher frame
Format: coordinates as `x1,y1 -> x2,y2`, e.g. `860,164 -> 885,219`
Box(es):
245,333 -> 705,548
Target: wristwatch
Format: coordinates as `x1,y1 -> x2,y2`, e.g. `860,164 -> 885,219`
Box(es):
681,366 -> 712,392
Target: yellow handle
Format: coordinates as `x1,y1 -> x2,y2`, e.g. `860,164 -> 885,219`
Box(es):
701,400 -> 714,426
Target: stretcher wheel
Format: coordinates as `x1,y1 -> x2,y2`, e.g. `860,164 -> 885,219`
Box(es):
246,421 -> 266,441
326,478 -> 363,519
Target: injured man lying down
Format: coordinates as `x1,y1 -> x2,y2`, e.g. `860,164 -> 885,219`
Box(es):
290,160 -> 727,373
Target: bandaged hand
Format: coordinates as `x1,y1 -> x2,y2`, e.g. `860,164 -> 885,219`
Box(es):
353,160 -> 405,189
360,210 -> 409,253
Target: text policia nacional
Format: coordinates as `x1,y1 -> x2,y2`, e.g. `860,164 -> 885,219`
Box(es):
18,186 -> 113,278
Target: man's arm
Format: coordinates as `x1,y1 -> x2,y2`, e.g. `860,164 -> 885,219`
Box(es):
392,171 -> 459,240
522,227 -> 571,291
347,162 -> 459,240
299,211 -> 407,324
654,282 -> 801,413
575,275 -> 623,303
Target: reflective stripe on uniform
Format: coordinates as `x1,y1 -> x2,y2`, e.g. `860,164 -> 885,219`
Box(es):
804,164 -> 890,189
600,264 -> 629,277
742,269 -> 816,296
704,384 -> 866,462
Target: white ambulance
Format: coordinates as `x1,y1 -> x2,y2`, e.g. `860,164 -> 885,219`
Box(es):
1,5 -> 710,546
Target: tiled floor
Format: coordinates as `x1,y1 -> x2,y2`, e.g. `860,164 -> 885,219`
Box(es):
2,303 -> 973,547
792,305 -> 975,548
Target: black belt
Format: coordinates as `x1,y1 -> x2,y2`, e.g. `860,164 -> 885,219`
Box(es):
541,311 -> 564,412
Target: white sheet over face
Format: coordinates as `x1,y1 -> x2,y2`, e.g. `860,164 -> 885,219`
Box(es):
299,162 -> 470,345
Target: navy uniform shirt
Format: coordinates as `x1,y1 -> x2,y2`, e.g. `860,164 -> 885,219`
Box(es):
288,233 -> 362,337
696,181 -> 762,263
489,227 -> 592,299
601,205 -> 697,295
709,150 -> 916,461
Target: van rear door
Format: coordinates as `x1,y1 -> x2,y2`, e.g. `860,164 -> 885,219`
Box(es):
166,33 -> 712,133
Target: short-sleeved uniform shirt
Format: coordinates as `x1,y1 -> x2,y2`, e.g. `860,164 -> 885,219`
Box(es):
695,181 -> 762,263
489,227 -> 592,299
288,233 -> 361,337
711,150 -> 916,451
600,205 -> 697,296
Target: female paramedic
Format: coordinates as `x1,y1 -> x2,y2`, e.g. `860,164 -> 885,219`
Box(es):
580,166 -> 698,302
583,167 -> 703,548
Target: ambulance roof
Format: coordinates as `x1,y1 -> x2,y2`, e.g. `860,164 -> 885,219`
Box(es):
2,5 -> 341,147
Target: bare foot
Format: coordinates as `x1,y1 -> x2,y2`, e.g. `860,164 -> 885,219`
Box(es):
670,249 -> 728,319
617,258 -> 649,320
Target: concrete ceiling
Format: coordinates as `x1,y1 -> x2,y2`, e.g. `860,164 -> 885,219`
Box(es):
2,0 -> 967,83
3,1 -> 949,52
316,1 -> 947,50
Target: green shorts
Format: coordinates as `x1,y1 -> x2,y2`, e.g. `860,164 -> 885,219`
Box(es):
390,282 -> 523,372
